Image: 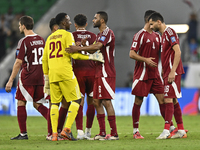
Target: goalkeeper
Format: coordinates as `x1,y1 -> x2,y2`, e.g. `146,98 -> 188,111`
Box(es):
42,12 -> 104,141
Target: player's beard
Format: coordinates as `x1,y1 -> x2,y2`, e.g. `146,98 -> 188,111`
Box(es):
93,20 -> 101,28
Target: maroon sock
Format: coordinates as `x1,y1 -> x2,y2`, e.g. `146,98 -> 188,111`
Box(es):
159,103 -> 165,120
38,104 -> 48,120
97,114 -> 106,136
132,103 -> 141,128
108,115 -> 118,136
57,107 -> 68,133
174,103 -> 184,130
47,108 -> 52,136
164,103 -> 174,130
75,105 -> 83,130
86,104 -> 95,128
17,106 -> 27,133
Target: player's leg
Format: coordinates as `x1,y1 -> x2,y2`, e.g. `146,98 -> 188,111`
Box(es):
57,97 -> 70,134
131,79 -> 152,139
60,78 -> 81,141
85,76 -> 96,138
76,97 -> 85,139
11,100 -> 28,140
74,76 -> 85,139
102,99 -> 119,140
154,93 -> 175,132
85,95 -> 95,138
33,85 -> 48,120
33,102 -> 48,120
171,98 -> 187,138
132,96 -> 144,139
11,84 -> 36,140
49,82 -> 62,141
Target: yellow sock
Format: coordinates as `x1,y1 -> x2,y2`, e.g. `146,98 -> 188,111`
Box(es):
65,102 -> 80,129
50,105 -> 59,133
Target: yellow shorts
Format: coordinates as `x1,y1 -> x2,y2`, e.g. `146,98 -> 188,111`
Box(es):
50,77 -> 81,103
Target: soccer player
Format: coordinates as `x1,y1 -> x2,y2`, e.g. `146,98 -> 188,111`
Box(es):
42,12 -> 104,141
72,14 -> 96,140
5,16 -> 48,140
129,10 -> 167,139
67,11 -> 119,140
148,12 -> 187,139
45,18 -> 70,141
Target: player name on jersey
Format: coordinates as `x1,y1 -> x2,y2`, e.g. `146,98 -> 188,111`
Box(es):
30,40 -> 44,46
77,34 -> 91,39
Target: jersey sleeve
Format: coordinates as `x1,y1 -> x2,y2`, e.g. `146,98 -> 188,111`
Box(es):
130,32 -> 142,52
66,32 -> 75,47
97,30 -> 111,46
70,53 -> 89,60
167,28 -> 179,47
16,39 -> 26,60
42,39 -> 49,75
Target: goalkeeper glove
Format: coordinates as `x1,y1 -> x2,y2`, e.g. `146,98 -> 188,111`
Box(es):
88,50 -> 104,63
44,75 -> 50,95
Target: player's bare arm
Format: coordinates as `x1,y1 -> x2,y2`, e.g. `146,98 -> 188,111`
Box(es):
129,50 -> 157,67
66,42 -> 103,53
168,44 -> 181,83
5,59 -> 22,93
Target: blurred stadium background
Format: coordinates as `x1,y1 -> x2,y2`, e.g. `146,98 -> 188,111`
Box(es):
0,0 -> 200,116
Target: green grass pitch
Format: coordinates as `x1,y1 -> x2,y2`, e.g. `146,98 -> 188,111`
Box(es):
0,115 -> 199,150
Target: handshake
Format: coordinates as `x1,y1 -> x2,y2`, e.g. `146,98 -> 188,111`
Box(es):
88,50 -> 104,63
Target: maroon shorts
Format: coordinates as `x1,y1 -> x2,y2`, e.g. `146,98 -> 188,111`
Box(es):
15,82 -> 45,103
131,76 -> 164,97
164,75 -> 182,98
93,77 -> 116,100
76,76 -> 95,97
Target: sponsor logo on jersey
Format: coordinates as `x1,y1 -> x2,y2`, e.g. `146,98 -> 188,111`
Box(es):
146,39 -> 150,43
100,36 -> 106,42
170,36 -> 176,43
132,42 -> 137,48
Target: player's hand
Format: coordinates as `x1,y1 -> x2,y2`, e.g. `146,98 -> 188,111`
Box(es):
75,41 -> 81,46
145,57 -> 157,67
5,81 -> 13,93
88,50 -> 104,63
66,45 -> 80,53
81,37 -> 88,46
168,71 -> 175,83
44,75 -> 50,95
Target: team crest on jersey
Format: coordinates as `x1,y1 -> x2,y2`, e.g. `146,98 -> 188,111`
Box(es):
132,42 -> 137,48
170,36 -> 176,43
100,36 -> 106,42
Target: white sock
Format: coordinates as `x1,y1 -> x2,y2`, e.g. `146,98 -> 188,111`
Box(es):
133,128 -> 139,134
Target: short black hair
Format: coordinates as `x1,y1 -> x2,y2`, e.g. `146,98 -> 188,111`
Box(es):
148,12 -> 164,23
19,15 -> 34,30
49,18 -> 57,30
97,11 -> 108,23
74,14 -> 87,27
144,10 -> 155,23
55,12 -> 67,25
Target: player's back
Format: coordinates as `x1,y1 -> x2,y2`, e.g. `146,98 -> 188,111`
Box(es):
44,29 -> 75,82
72,30 -> 96,76
17,34 -> 45,85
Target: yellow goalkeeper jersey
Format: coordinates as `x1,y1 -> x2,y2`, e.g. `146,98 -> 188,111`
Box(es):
42,29 -> 88,83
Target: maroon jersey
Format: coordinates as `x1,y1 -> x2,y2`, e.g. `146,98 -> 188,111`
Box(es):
72,30 -> 96,76
130,29 -> 161,80
161,27 -> 185,79
95,27 -> 116,78
16,34 -> 45,85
